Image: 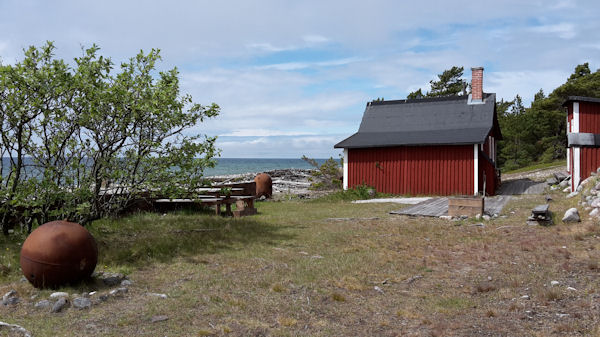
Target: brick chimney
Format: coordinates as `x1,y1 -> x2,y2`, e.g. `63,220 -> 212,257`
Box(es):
471,67 -> 484,102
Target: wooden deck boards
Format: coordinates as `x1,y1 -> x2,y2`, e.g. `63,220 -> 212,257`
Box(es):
391,195 -> 513,217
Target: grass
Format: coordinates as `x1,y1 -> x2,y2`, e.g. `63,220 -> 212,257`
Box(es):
2,186 -> 600,335
502,159 -> 566,175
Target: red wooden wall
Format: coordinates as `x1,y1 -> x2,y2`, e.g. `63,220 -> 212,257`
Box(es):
347,145 -> 474,195
570,101 -> 600,185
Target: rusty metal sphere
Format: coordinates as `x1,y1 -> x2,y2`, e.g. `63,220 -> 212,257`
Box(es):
254,173 -> 272,198
20,220 -> 98,288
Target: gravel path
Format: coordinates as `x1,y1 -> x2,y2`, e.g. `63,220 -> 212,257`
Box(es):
502,164 -> 567,182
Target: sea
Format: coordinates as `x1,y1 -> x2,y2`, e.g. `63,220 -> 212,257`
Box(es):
2,157 -> 331,177
204,158 -> 330,176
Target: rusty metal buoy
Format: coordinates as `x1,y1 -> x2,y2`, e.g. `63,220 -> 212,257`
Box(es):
20,220 -> 98,288
254,173 -> 272,198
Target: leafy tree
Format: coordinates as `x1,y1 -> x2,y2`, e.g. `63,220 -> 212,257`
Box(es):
0,42 -> 219,234
568,62 -> 591,81
428,66 -> 467,97
406,88 -> 423,99
301,155 -> 342,190
406,66 -> 467,99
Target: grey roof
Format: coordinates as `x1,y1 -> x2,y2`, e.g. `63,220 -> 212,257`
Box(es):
334,93 -> 499,149
562,96 -> 600,107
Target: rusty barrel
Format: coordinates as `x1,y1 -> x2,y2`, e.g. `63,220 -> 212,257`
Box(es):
254,173 -> 272,198
20,220 -> 98,288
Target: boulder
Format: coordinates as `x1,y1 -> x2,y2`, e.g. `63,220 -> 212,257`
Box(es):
566,191 -> 579,198
562,208 -> 581,222
591,198 -> 600,208
546,177 -> 558,185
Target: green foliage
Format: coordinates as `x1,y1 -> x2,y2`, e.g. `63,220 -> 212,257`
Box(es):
316,184 -> 377,202
301,155 -> 342,190
0,42 -> 219,233
407,66 -> 467,99
497,62 -> 600,171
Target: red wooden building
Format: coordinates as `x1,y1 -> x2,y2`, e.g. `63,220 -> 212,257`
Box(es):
334,67 -> 502,196
565,96 -> 600,191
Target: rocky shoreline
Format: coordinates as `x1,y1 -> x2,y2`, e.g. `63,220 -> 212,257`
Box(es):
208,168 -> 318,198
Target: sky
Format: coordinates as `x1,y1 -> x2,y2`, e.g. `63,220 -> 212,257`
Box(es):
1,0 -> 599,158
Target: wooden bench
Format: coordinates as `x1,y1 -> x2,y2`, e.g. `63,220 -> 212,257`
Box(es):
152,182 -> 258,217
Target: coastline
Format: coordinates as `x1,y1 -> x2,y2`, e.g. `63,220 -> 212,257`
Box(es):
208,168 -> 319,198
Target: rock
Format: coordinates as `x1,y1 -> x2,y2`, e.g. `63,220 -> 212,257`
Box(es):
550,186 -> 559,191
51,298 -> 68,313
151,315 -> 169,323
109,287 -> 128,297
581,176 -> 593,187
591,208 -> 600,217
98,294 -> 109,302
591,198 -> 600,208
34,299 -> 51,309
563,187 -> 571,193
550,280 -> 560,286
566,191 -> 579,198
72,297 -> 92,309
546,177 -> 558,185
482,215 -> 491,221
148,293 -> 168,299
374,286 -> 384,294
49,292 -> 69,299
2,290 -> 18,305
595,182 -> 600,191
471,223 -> 485,227
555,171 -> 568,182
567,286 -> 577,291
560,180 -> 570,188
406,275 -> 423,284
121,279 -> 133,286
101,273 -> 125,286
521,295 -> 530,300
562,208 -> 581,222
439,215 -> 452,220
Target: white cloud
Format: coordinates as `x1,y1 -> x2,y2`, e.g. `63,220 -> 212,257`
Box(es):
302,35 -> 329,44
530,23 -> 576,39
246,42 -> 297,53
222,129 -> 316,137
486,70 -> 569,104
258,57 -> 363,71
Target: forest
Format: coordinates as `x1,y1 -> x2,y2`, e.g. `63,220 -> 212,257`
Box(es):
407,64 -> 600,171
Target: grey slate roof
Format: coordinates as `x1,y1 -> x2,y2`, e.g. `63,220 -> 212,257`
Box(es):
334,93 -> 499,149
562,96 -> 600,106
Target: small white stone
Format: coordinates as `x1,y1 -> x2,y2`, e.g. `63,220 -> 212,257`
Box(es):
566,286 -> 577,291
487,276 -> 492,281
550,280 -> 560,286
49,292 -> 69,299
148,293 -> 168,299
374,286 -> 384,294
521,295 -> 530,300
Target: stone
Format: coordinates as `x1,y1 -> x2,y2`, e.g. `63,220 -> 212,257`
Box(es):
72,297 -> 92,309
595,182 -> 600,191
120,279 -> 133,286
101,273 -> 125,286
439,215 -> 452,220
560,180 -> 570,188
98,294 -> 109,302
148,293 -> 168,299
550,280 -> 560,286
591,198 -> 600,208
546,177 -> 558,185
563,187 -> 571,193
567,286 -> 577,291
109,287 -> 128,297
374,286 -> 384,294
2,290 -> 18,305
34,299 -> 51,309
51,298 -> 68,313
482,215 -> 491,221
151,315 -> 169,323
555,171 -> 568,182
49,292 -> 69,299
566,191 -> 579,199
521,295 -> 530,300
562,208 -> 580,222
591,208 -> 600,217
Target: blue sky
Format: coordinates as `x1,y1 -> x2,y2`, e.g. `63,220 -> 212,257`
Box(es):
1,0 -> 599,158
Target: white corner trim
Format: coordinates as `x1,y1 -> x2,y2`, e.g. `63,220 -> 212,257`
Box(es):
573,102 -> 580,133
343,148 -> 348,190
573,147 -> 580,192
474,144 -> 479,196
